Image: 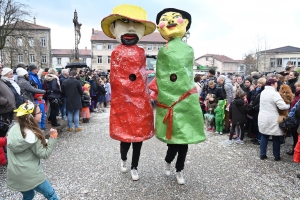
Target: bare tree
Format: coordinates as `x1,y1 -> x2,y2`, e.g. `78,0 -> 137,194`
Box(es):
0,0 -> 31,50
243,53 -> 256,75
253,36 -> 275,72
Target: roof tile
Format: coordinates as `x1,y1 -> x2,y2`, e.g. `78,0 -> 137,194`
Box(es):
9,21 -> 50,30
261,45 -> 300,53
197,54 -> 238,63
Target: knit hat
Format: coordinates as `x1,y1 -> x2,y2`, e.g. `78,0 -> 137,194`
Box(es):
14,101 -> 34,117
34,93 -> 44,99
265,78 -> 277,86
16,67 -> 28,76
1,67 -> 13,76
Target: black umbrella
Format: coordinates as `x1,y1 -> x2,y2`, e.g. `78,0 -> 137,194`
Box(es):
65,62 -> 87,68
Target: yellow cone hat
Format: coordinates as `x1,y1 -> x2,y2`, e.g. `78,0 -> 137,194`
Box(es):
101,4 -> 156,39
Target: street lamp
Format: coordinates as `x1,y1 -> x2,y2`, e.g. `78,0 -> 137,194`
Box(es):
24,49 -> 30,64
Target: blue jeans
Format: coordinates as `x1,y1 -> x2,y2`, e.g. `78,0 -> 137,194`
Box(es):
60,97 -> 66,117
67,109 -> 80,128
260,134 -> 281,158
38,112 -> 46,129
21,179 -> 59,200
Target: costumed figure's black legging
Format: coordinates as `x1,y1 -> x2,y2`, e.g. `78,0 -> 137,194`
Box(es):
120,142 -> 143,170
165,144 -> 188,172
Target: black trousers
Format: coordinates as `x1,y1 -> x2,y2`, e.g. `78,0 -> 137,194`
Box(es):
165,144 -> 188,172
0,112 -> 13,137
49,102 -> 59,125
120,141 -> 143,170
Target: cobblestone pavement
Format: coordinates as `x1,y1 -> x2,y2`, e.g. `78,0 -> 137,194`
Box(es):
1,108 -> 300,199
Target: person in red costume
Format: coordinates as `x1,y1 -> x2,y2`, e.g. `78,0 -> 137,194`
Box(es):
0,136 -> 7,166
101,4 -> 156,181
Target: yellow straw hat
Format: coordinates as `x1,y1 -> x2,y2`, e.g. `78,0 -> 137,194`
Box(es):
14,101 -> 35,117
101,4 -> 156,39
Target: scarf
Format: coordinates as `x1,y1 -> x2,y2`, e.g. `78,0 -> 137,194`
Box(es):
289,100 -> 300,117
1,76 -> 21,95
46,74 -> 61,90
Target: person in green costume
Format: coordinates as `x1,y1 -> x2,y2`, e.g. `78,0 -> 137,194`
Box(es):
214,99 -> 226,135
155,8 -> 206,185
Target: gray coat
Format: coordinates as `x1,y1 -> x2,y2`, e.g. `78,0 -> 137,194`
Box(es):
224,77 -> 234,104
17,77 -> 45,102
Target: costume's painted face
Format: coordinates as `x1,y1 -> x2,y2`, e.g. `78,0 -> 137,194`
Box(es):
110,18 -> 145,45
157,11 -> 189,40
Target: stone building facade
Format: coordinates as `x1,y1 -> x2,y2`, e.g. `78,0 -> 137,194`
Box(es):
1,20 -> 51,69
51,48 -> 91,70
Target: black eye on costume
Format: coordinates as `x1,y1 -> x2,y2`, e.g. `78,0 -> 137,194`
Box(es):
170,74 -> 177,82
120,18 -> 129,23
129,74 -> 137,81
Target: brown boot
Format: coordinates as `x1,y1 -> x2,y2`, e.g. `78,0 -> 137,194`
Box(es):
75,127 -> 82,132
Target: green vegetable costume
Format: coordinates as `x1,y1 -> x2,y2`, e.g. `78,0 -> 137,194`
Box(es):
214,100 -> 226,133
156,38 -> 206,144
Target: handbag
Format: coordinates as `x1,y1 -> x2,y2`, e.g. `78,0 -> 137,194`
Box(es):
279,116 -> 299,131
0,116 -> 10,131
50,98 -> 62,108
246,102 -> 255,116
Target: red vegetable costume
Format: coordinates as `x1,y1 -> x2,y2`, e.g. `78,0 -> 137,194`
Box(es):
101,4 -> 156,181
110,45 -> 154,142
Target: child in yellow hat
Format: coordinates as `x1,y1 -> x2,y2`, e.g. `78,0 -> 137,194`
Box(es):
6,101 -> 59,199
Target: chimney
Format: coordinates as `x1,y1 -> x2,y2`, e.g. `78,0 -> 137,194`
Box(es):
33,17 -> 36,24
92,28 -> 94,35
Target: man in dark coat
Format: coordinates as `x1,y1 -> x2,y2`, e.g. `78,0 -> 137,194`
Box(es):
62,70 -> 83,132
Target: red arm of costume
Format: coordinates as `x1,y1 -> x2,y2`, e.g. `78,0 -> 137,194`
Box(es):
148,77 -> 158,101
0,137 -> 7,147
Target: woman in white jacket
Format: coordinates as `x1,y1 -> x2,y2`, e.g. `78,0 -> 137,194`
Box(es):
258,78 -> 290,161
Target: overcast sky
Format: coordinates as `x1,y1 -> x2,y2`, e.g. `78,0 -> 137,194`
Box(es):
21,0 -> 300,60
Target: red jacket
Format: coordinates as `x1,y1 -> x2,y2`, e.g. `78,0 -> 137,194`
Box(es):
0,137 -> 7,166
291,92 -> 300,109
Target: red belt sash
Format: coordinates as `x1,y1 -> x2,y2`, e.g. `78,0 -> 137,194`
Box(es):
156,86 -> 197,140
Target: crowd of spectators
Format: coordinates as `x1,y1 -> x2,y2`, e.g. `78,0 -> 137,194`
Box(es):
194,65 -> 300,177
